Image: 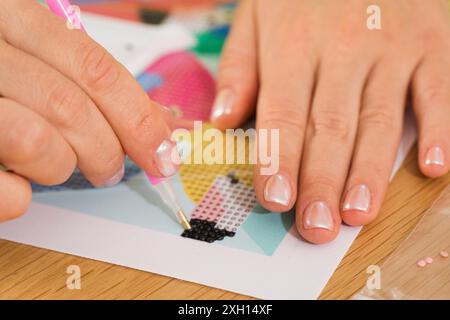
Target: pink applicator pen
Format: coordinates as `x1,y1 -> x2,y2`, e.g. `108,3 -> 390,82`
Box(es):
45,0 -> 191,231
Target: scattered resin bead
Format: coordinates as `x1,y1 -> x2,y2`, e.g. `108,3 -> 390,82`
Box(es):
416,260 -> 427,267
425,257 -> 433,264
440,251 -> 449,258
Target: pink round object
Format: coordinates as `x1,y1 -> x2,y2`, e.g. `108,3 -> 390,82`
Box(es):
425,257 -> 433,264
417,260 -> 427,267
440,251 -> 449,258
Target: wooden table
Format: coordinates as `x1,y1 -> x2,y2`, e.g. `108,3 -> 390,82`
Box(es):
0,145 -> 449,299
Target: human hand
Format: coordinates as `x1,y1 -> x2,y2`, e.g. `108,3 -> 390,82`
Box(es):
0,0 -> 180,221
212,0 -> 450,243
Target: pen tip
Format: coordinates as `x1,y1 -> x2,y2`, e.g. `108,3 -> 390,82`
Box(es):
182,220 -> 192,231
178,210 -> 191,231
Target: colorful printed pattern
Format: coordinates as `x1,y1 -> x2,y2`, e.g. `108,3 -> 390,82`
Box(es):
182,174 -> 258,243
144,51 -> 215,121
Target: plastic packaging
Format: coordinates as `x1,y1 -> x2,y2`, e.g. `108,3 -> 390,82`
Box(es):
354,185 -> 450,299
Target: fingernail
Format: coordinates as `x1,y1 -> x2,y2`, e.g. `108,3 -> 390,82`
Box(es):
263,174 -> 292,206
303,201 -> 334,231
154,139 -> 181,177
210,89 -> 234,121
104,163 -> 125,188
343,184 -> 371,213
425,146 -> 445,166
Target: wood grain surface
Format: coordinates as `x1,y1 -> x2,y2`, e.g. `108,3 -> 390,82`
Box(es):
0,145 -> 449,300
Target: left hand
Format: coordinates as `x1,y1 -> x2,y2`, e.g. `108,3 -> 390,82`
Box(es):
211,0 -> 450,244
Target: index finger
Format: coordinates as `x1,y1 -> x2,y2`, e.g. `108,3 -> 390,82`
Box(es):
0,0 -> 178,177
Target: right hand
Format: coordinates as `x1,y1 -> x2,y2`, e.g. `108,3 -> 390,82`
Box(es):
0,0 -> 180,221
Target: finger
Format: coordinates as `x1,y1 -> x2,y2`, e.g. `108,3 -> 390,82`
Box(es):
254,16 -> 317,213
412,53 -> 450,178
210,0 -> 258,129
0,0 -> 178,177
296,55 -> 372,244
0,170 -> 31,222
341,59 -> 411,226
0,98 -> 76,185
0,40 -> 125,187
159,104 -> 194,130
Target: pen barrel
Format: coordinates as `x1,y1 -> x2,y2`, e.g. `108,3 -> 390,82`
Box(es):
153,181 -> 184,222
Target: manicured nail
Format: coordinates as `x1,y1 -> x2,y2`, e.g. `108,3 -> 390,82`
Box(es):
303,201 -> 334,231
425,146 -> 445,166
263,174 -> 292,206
343,184 -> 371,213
154,139 -> 181,177
104,163 -> 125,188
210,89 -> 234,121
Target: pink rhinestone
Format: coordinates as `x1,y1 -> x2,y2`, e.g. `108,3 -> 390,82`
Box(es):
417,260 -> 426,267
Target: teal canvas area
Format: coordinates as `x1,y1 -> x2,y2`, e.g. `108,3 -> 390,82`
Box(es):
33,172 -> 294,256
242,206 -> 295,256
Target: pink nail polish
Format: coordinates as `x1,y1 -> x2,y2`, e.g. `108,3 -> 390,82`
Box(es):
263,174 -> 292,206
343,184 -> 371,213
425,146 -> 445,166
154,139 -> 181,177
210,89 -> 234,121
303,201 -> 334,231
103,163 -> 125,188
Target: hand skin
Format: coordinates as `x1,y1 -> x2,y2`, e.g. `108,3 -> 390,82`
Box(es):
212,0 -> 450,244
0,0 -> 181,221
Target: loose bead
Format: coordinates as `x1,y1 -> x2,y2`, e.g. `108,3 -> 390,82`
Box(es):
417,260 -> 426,267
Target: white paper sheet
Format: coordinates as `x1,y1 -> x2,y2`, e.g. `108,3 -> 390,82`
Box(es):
82,13 -> 195,76
0,112 -> 416,299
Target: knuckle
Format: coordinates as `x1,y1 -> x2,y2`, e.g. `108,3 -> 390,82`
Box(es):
97,149 -> 125,178
46,84 -> 88,127
310,111 -> 350,139
259,99 -> 307,132
303,173 -> 340,195
359,107 -> 398,133
417,83 -> 448,106
132,111 -> 159,142
219,45 -> 255,84
8,120 -> 50,161
352,161 -> 387,184
79,42 -> 120,92
332,31 -> 362,58
220,45 -> 248,70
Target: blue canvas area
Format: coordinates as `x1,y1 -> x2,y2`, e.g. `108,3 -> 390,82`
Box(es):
241,205 -> 295,256
137,73 -> 163,92
32,172 -> 291,255
32,159 -> 141,192
33,173 -> 191,236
